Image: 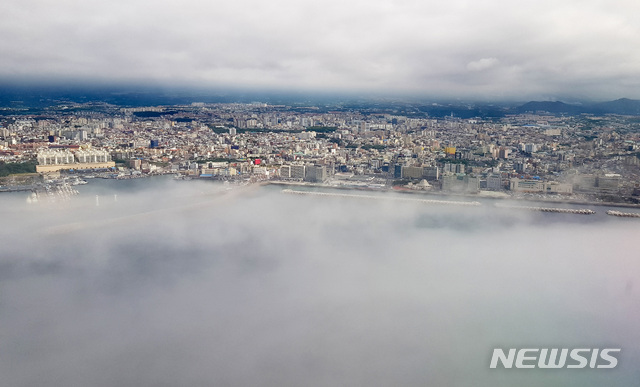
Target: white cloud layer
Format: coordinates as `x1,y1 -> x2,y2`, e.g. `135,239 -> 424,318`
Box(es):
1,0 -> 639,99
0,180 -> 639,386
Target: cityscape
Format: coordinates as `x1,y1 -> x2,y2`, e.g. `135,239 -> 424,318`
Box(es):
2,98 -> 640,207
2,0 -> 640,386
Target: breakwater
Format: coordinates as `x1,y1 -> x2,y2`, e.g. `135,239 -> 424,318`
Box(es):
494,204 -> 595,214
606,210 -> 640,218
282,189 -> 482,206
281,189 -> 609,215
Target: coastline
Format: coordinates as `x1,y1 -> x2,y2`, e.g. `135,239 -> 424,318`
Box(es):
264,180 -> 640,210
3,173 -> 639,211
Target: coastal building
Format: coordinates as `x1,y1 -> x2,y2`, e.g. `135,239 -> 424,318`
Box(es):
442,174 -> 479,193
290,164 -> 306,180
36,149 -> 115,172
423,166 -> 439,181
486,175 -> 502,190
509,178 -> 572,194
280,165 -> 291,178
401,166 -> 424,179
304,165 -> 327,183
444,163 -> 465,174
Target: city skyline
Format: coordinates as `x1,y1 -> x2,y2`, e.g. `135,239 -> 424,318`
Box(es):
2,0 -> 639,100
3,99 -> 639,205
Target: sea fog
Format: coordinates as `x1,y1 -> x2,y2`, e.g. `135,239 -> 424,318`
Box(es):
1,178 -> 639,386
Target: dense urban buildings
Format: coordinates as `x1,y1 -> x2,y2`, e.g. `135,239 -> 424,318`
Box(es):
1,100 -> 639,203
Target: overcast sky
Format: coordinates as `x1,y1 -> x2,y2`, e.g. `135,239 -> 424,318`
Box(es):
1,0 -> 639,100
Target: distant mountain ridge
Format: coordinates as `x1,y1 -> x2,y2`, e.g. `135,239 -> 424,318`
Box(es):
591,98 -> 640,115
514,98 -> 640,115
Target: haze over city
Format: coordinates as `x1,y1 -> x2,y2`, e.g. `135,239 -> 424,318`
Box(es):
2,1 -> 640,386
2,0 -> 640,100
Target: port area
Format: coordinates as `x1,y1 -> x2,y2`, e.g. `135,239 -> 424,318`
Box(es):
270,180 -> 640,219
0,175 -> 85,201
266,180 -> 640,210
281,188 -> 599,214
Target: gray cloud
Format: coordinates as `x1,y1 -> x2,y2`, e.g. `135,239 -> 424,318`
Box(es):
1,0 -> 639,99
